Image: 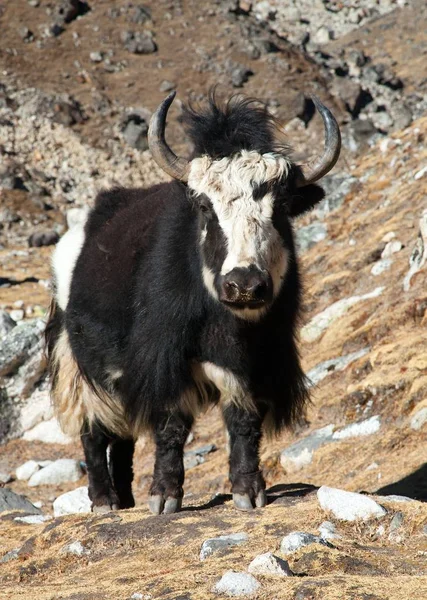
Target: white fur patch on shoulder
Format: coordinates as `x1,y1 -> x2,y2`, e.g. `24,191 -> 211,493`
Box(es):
52,208 -> 90,311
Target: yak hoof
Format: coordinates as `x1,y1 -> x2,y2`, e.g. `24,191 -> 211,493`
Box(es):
92,503 -> 119,514
233,493 -> 254,511
255,489 -> 267,508
148,495 -> 182,515
148,495 -> 164,515
163,497 -> 182,514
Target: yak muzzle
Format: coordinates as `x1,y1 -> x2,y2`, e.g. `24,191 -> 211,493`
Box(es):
219,267 -> 273,308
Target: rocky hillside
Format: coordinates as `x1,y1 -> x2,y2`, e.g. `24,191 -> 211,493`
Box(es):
1,2 -> 427,599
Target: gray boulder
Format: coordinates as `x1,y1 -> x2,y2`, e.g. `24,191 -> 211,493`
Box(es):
0,488 -> 41,515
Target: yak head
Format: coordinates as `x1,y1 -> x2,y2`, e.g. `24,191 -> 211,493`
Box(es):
148,92 -> 340,320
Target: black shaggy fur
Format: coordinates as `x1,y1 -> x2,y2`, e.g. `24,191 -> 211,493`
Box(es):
47,94 -> 326,512
182,91 -> 286,159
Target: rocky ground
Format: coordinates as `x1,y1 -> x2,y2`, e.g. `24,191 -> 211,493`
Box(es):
1,1 -> 427,599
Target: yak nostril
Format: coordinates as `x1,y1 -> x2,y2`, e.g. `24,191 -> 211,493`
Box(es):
224,280 -> 240,300
249,280 -> 268,300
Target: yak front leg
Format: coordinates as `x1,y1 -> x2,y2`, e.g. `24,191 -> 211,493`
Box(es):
223,403 -> 266,511
148,410 -> 193,515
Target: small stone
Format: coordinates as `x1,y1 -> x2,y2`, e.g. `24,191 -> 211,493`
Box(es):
89,51 -> 103,63
0,472 -> 12,484
317,486 -> 387,521
389,512 -> 404,532
121,114 -> 149,151
1,548 -> 20,563
53,487 -> 91,516
159,80 -> 175,93
16,460 -> 40,481
318,521 -> 340,540
61,541 -> 89,556
200,533 -> 248,560
214,571 -> 260,596
28,459 -> 83,487
10,309 -> 25,322
0,488 -> 41,515
14,514 -> 52,525
247,552 -> 293,577
231,65 -> 252,88
371,258 -> 392,276
280,531 -> 331,555
121,30 -> 157,54
414,166 -> 427,180
332,416 -> 381,440
410,407 -> 427,431
312,26 -> 333,44
381,240 -> 403,258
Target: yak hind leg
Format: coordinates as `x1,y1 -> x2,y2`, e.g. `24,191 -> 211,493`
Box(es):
223,403 -> 267,511
148,410 -> 193,515
81,420 -> 120,513
109,438 -> 135,509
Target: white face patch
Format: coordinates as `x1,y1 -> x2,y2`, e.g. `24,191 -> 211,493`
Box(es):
189,151 -> 291,317
52,208 -> 90,311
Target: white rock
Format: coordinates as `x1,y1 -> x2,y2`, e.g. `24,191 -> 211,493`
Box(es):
280,531 -> 329,555
280,425 -> 335,473
307,348 -> 370,386
332,416 -> 381,440
14,515 -> 52,525
301,287 -> 384,342
317,486 -> 387,521
10,309 -> 24,322
403,209 -> 427,291
366,462 -> 379,471
381,240 -> 402,258
382,231 -> 396,242
20,388 -> 53,432
414,166 -> 427,180
61,541 -> 89,556
410,407 -> 427,431
318,521 -> 340,540
28,459 -> 82,487
213,571 -> 260,597
15,460 -> 40,481
23,418 -> 73,444
247,552 -> 293,577
53,487 -> 91,517
371,258 -> 392,276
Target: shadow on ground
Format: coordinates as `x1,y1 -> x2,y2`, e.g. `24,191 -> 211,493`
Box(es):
376,463 -> 427,501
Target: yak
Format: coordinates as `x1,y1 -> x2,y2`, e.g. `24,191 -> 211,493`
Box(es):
46,91 -> 340,514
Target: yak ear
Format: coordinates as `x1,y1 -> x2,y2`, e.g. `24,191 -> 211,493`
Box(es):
288,184 -> 325,218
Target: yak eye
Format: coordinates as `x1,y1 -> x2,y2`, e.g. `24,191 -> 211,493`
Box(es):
199,202 -> 211,215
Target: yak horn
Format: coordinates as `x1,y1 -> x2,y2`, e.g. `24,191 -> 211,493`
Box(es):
148,92 -> 190,182
296,95 -> 341,187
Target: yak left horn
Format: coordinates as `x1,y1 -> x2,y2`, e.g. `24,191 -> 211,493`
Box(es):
296,95 -> 341,187
148,92 -> 190,182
